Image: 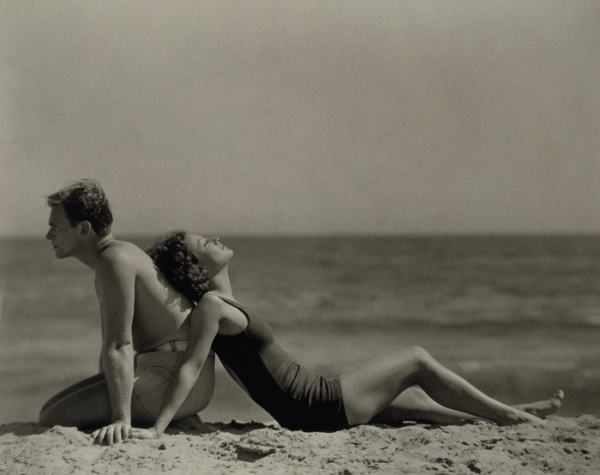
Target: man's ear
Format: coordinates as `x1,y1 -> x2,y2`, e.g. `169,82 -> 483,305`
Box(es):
78,220 -> 92,235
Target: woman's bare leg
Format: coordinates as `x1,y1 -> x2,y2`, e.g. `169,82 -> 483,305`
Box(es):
340,346 -> 544,426
370,386 -> 563,426
370,386 -> 476,425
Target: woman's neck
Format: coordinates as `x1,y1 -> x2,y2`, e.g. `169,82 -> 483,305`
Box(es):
208,268 -> 234,299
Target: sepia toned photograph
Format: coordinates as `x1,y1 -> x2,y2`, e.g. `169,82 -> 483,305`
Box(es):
1,1 -> 599,473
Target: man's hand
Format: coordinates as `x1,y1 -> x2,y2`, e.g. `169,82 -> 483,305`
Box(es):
91,421 -> 131,445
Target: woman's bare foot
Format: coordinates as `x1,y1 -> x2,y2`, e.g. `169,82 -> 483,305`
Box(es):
500,408 -> 545,426
513,390 -> 564,418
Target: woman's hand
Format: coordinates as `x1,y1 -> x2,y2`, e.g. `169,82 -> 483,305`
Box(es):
129,427 -> 159,440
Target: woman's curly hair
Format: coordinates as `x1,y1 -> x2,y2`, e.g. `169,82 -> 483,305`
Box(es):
146,231 -> 211,302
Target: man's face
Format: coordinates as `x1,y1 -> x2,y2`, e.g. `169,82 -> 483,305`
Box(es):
45,205 -> 81,259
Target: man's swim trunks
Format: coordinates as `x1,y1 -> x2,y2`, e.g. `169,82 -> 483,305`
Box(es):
132,350 -> 213,422
211,295 -> 350,432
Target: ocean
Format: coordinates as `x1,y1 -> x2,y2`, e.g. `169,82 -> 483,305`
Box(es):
1,235 -> 600,425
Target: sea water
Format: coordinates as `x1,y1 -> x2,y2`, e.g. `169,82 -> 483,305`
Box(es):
1,235 -> 599,424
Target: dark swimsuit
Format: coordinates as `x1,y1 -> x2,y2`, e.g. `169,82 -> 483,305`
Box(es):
211,296 -> 350,432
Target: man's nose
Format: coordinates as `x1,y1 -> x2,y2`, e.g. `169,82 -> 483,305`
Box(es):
45,230 -> 53,240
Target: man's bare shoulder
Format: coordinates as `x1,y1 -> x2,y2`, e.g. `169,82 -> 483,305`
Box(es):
96,240 -> 151,271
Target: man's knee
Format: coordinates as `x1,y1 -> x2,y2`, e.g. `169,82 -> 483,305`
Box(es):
39,407 -> 59,427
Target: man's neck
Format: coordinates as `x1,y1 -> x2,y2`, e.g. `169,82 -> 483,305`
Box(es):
76,234 -> 115,269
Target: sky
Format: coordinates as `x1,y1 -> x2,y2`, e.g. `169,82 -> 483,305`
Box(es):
1,0 -> 599,237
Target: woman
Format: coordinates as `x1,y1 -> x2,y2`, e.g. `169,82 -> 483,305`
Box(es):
129,231 -> 563,439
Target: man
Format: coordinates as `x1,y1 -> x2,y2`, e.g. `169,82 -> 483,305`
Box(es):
40,179 -> 215,445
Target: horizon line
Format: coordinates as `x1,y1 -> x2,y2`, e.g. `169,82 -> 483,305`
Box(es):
3,231 -> 600,240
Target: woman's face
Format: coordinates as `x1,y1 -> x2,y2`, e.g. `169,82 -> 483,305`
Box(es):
184,233 -> 233,275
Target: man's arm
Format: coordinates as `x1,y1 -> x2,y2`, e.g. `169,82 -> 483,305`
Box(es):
93,249 -> 136,445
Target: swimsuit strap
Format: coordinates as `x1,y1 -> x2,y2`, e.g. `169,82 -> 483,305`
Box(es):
204,292 -> 249,316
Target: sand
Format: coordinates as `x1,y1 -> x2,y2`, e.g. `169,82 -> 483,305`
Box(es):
1,416 -> 599,475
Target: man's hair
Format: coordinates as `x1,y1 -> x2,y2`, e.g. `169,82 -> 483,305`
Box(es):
47,179 -> 113,237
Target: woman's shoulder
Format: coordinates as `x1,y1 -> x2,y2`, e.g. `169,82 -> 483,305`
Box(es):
198,293 -> 248,333
195,293 -> 239,317
195,292 -> 227,311
200,292 -> 240,305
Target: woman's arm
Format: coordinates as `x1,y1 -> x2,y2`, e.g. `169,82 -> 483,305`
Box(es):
221,361 -> 250,396
133,296 -> 223,438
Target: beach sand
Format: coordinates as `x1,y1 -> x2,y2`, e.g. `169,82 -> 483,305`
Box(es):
1,416 -> 599,474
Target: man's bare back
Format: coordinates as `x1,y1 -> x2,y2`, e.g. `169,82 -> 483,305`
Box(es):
97,240 -> 193,352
